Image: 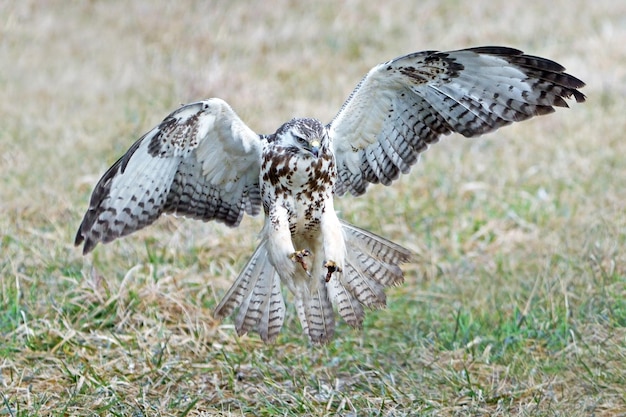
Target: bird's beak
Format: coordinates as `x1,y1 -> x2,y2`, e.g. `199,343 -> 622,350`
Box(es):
310,140 -> 320,158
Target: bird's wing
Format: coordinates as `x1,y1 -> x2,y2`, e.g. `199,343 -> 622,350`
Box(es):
75,98 -> 264,254
328,46 -> 586,196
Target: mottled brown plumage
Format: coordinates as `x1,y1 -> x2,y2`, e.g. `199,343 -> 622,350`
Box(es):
76,46 -> 585,343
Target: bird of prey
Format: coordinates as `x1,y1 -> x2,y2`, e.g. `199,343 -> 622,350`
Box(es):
75,46 -> 585,344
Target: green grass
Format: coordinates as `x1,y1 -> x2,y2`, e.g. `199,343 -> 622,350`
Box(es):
1,0 -> 625,415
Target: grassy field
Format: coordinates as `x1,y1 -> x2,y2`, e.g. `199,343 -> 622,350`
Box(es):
1,1 -> 625,415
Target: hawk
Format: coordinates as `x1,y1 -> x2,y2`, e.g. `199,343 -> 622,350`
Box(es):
75,46 -> 585,344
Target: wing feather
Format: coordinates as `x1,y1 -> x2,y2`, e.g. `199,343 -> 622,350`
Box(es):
75,98 -> 264,254
329,46 -> 585,196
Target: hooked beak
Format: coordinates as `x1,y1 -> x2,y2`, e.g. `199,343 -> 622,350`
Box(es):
310,140 -> 320,158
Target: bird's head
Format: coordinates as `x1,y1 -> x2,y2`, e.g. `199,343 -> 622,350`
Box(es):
272,118 -> 327,158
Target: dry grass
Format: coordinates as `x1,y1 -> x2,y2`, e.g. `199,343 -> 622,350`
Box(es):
1,1 -> 625,415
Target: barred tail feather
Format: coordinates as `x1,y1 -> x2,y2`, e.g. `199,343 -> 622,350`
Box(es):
213,242 -> 266,320
326,275 -> 365,328
340,260 -> 387,309
215,222 -> 413,343
295,281 -> 336,344
255,272 -> 286,342
340,220 -> 414,265
214,240 -> 286,343
328,221 -> 413,328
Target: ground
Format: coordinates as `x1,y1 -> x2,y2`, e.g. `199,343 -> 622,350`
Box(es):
1,1 -> 625,416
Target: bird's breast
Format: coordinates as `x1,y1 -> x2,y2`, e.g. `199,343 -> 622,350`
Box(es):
261,149 -> 337,235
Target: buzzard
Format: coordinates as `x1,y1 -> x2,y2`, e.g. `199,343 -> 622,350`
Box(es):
75,46 -> 585,344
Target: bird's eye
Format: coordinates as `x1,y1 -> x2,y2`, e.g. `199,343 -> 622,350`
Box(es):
296,137 -> 307,145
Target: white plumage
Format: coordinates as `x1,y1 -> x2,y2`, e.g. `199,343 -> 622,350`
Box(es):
76,46 -> 585,344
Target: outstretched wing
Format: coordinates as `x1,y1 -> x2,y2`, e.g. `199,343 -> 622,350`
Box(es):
329,46 -> 586,196
75,98 -> 264,254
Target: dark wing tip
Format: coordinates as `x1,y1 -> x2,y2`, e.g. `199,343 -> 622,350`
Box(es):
470,45 -> 586,94
564,74 -> 587,90
471,46 -> 586,113
74,212 -> 99,254
81,239 -> 97,255
466,46 -> 524,56
572,89 -> 587,103
75,232 -> 97,255
74,228 -> 84,247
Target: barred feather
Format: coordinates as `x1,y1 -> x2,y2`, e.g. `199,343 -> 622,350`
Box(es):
214,241 -> 286,343
330,46 -> 585,196
296,284 -> 336,344
326,277 -> 365,328
325,221 -> 414,327
75,99 -> 263,254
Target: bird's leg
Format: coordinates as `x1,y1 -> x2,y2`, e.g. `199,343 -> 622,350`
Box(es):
290,249 -> 312,276
323,260 -> 342,282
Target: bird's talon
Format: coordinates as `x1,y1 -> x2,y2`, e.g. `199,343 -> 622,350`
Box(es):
290,249 -> 312,274
323,260 -> 342,282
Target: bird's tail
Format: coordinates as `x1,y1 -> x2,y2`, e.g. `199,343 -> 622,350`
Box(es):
213,221 -> 413,344
293,220 -> 414,344
214,238 -> 337,345
327,220 -> 414,329
213,240 -> 286,343
292,269 -> 336,344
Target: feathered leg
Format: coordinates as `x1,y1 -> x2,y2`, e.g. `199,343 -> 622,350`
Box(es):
291,233 -> 337,344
